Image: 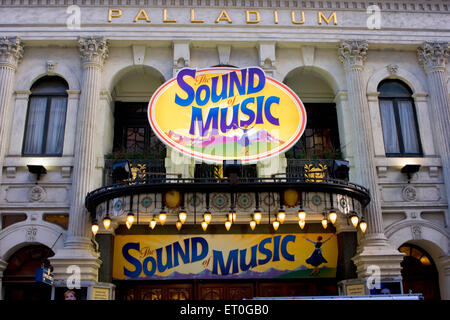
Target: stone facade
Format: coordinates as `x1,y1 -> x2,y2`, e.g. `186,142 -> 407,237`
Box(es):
0,0 -> 449,299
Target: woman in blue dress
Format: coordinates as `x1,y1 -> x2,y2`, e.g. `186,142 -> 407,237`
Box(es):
304,236 -> 332,275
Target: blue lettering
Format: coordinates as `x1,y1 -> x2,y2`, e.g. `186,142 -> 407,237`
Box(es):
281,235 -> 296,261
264,96 -> 280,126
272,235 -> 281,262
239,97 -> 256,127
220,104 -> 240,133
240,245 -> 258,272
211,74 -> 229,103
173,238 -> 190,267
156,245 -> 173,273
191,237 -> 209,263
195,84 -> 210,106
122,242 -> 142,278
189,106 -> 219,136
258,237 -> 273,265
175,68 -> 196,107
143,256 -> 156,276
229,69 -> 247,97
212,249 -> 239,275
247,67 -> 266,95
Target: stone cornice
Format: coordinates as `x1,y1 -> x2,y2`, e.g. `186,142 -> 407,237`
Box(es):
0,36 -> 24,68
0,0 -> 448,14
78,36 -> 109,67
338,40 -> 368,69
417,41 -> 449,73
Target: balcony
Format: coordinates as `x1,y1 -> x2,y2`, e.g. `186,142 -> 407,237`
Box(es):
87,158 -> 369,233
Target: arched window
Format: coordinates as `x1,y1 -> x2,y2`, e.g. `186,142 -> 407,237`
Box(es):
22,76 -> 68,156
378,80 -> 422,156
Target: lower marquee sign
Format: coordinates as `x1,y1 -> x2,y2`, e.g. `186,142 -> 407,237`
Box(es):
113,233 -> 337,280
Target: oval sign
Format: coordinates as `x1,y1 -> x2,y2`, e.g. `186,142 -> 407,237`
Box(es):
148,67 -> 306,164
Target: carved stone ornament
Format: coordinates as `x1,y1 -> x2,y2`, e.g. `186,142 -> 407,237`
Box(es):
29,185 -> 46,202
47,60 -> 57,73
411,225 -> 422,240
78,36 -> 109,66
387,64 -> 399,74
402,185 -> 417,202
0,36 -> 24,67
338,40 -> 368,68
26,226 -> 38,242
417,42 -> 449,71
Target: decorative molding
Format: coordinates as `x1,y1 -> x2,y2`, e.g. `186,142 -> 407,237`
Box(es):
0,36 -> 24,68
0,1 -> 448,13
402,185 -> 417,202
386,64 -> 399,75
410,225 -> 422,240
300,46 -> 315,66
376,166 -> 388,179
429,166 -> 439,178
29,185 -> 46,202
132,45 -> 146,65
46,60 -> 57,74
25,226 -> 38,241
78,36 -> 109,67
417,42 -> 449,72
217,44 -> 231,65
5,166 -> 16,178
258,42 -> 276,69
338,40 -> 368,69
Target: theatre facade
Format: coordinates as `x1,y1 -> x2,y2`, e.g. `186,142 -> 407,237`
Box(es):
0,0 -> 449,300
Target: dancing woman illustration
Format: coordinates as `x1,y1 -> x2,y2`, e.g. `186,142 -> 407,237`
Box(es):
304,236 -> 332,275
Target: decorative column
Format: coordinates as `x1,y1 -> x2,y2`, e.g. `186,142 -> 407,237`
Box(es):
338,40 -> 404,279
417,42 -> 450,227
0,37 -> 23,180
50,37 -> 108,283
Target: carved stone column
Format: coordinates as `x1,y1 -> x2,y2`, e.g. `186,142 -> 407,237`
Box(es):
338,40 -> 404,279
50,37 -> 108,283
0,37 -> 23,180
417,42 -> 450,227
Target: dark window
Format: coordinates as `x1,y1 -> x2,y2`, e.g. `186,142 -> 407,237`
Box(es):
286,103 -> 341,159
22,76 -> 68,156
378,80 -> 422,157
113,102 -> 166,158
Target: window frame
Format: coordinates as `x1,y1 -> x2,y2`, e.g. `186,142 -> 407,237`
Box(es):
378,81 -> 423,157
22,88 -> 68,157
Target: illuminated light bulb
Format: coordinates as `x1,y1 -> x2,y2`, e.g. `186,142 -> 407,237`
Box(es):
201,220 -> 208,231
91,222 -> 99,235
228,211 -> 237,223
277,210 -> 286,224
253,210 -> 262,224
359,219 -> 368,233
159,212 -> 167,225
350,214 -> 359,228
176,220 -> 182,231
272,220 -> 280,231
298,210 -> 306,221
149,217 -> 157,230
178,210 -> 187,224
299,220 -> 306,229
125,220 -> 132,229
321,218 -> 328,229
102,216 -> 111,230
249,219 -> 257,231
126,212 -> 135,225
203,212 -> 212,224
328,211 -> 337,225
225,220 -> 232,231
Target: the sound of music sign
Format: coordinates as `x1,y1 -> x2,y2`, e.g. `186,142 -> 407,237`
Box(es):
113,234 -> 337,280
148,67 -> 306,163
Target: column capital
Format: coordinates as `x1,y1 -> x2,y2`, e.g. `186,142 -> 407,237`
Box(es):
78,36 -> 109,67
0,36 -> 24,69
338,40 -> 368,70
417,42 -> 449,73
